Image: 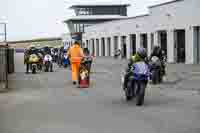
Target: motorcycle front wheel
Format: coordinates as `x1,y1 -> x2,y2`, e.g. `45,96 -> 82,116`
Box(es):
32,64 -> 37,74
125,80 -> 134,101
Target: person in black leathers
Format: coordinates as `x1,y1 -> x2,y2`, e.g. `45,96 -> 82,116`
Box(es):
150,46 -> 162,59
83,48 -> 90,56
58,47 -> 64,67
150,46 -> 166,75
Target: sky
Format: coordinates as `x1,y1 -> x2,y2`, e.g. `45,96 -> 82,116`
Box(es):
0,0 -> 171,41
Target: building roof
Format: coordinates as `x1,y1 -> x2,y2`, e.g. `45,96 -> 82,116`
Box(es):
148,0 -> 184,8
69,4 -> 130,9
127,14 -> 149,19
64,15 -> 128,22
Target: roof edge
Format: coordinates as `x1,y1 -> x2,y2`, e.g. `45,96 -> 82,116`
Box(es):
83,14 -> 149,30
63,16 -> 128,23
69,4 -> 131,9
148,0 -> 184,8
127,14 -> 149,20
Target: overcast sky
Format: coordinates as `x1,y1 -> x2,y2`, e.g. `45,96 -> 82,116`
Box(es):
0,0 -> 171,41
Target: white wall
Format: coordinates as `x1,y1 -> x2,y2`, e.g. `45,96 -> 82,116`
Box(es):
82,0 -> 200,64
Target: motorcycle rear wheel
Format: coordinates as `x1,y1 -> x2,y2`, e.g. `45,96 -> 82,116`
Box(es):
136,82 -> 146,106
125,80 -> 134,101
32,65 -> 37,74
152,69 -> 159,84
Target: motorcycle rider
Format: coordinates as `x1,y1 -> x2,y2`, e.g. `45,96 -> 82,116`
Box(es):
58,46 -> 64,67
150,45 -> 166,75
123,48 -> 148,90
24,46 -> 38,73
24,48 -> 31,73
54,48 -> 59,63
83,48 -> 93,73
43,46 -> 51,55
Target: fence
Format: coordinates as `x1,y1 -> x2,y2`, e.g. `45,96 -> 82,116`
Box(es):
0,46 -> 15,90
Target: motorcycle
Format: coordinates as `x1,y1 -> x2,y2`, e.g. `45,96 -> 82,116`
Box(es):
121,61 -> 149,106
114,50 -> 121,59
63,55 -> 70,68
37,52 -> 44,71
43,54 -> 53,72
149,56 -> 163,84
78,56 -> 93,88
29,54 -> 40,74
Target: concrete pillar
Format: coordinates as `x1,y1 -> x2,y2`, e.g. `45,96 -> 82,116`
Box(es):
136,33 -> 141,50
186,27 -> 194,64
167,30 -> 175,63
118,36 -> 122,50
105,37 -> 108,56
147,33 -> 151,57
154,31 -> 159,46
99,38 -> 102,56
94,39 -> 97,56
110,37 -> 114,57
126,35 -> 131,59
89,39 -> 92,55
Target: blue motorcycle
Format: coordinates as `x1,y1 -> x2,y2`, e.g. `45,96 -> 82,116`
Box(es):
63,55 -> 70,68
122,61 -> 149,106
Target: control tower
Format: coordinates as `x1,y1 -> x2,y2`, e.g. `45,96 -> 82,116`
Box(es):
63,3 -> 130,43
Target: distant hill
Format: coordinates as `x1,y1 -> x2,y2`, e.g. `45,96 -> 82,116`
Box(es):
8,37 -> 63,49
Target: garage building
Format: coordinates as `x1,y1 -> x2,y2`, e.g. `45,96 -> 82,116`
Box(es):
83,0 -> 200,64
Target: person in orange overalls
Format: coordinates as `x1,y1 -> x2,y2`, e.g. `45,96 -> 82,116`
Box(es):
67,41 -> 84,85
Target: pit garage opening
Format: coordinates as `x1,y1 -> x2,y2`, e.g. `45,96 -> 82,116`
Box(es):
113,36 -> 119,55
130,34 -> 136,56
101,37 -> 105,56
174,30 -> 186,63
91,39 -> 95,56
121,36 -> 127,59
96,39 -> 100,56
158,31 -> 167,57
193,26 -> 200,64
140,33 -> 148,53
107,37 -> 111,56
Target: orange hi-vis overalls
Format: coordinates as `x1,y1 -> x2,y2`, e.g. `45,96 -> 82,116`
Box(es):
67,44 -> 84,82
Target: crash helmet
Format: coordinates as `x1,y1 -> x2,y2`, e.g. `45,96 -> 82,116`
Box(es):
137,47 -> 147,59
152,45 -> 161,55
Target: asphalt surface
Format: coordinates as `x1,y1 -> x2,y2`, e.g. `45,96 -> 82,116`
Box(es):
0,53 -> 200,133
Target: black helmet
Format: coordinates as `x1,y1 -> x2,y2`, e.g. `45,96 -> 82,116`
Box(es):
137,48 -> 147,59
